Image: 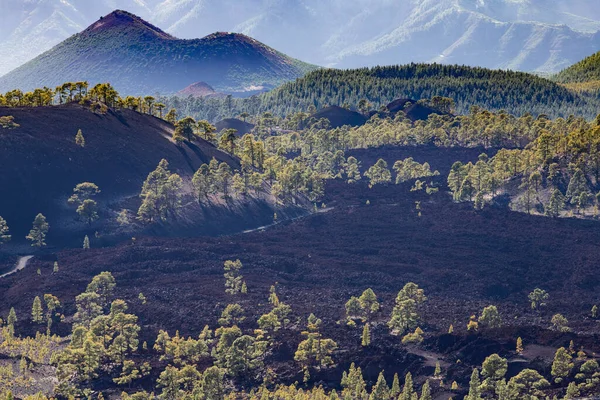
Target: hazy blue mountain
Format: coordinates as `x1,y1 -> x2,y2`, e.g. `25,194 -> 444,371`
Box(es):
1,0 -> 600,76
0,10 -> 317,95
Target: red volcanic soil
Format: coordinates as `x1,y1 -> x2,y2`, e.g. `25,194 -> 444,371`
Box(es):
1,146 -> 599,394
177,81 -> 223,98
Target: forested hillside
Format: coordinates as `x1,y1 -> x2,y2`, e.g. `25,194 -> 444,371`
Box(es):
553,51 -> 600,84
162,64 -> 599,122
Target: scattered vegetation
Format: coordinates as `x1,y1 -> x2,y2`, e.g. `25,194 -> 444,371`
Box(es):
2,69 -> 600,400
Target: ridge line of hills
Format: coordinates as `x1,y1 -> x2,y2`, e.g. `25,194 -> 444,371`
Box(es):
0,10 -> 319,96
3,0 -> 600,76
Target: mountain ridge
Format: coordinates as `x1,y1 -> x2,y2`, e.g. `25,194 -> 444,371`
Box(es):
2,1 -> 600,76
82,9 -> 174,39
0,10 -> 318,96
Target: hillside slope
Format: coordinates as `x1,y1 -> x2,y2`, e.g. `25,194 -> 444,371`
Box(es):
553,50 -> 600,84
2,146 -> 600,396
255,64 -> 596,118
0,10 -> 318,96
0,104 -> 298,245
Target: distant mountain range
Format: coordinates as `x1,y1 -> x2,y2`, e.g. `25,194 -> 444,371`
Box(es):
2,0 -> 600,77
0,10 -> 317,96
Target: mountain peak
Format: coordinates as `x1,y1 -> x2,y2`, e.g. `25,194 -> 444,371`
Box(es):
0,9 -> 318,96
177,82 -> 220,98
83,10 -> 175,40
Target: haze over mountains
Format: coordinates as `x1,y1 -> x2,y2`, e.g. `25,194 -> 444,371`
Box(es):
2,0 -> 600,77
0,10 -> 317,96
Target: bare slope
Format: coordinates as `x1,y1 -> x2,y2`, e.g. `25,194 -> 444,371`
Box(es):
0,104 -> 298,245
0,10 -> 318,96
1,146 -> 599,394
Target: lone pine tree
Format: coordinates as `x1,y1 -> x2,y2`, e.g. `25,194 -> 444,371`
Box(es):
26,213 -> 49,247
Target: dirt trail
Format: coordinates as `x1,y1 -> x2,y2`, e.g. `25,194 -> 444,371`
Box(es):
0,256 -> 34,278
407,346 -> 451,368
241,207 -> 334,234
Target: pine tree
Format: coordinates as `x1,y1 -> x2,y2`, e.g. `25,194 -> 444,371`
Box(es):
481,354 -> 508,393
551,347 -> 573,383
7,307 -> 17,333
466,368 -> 482,400
401,372 -> 415,400
224,259 -> 244,294
448,324 -> 454,334
346,157 -> 362,184
83,235 -> 90,249
566,169 -> 589,204
365,159 -> 392,186
370,372 -> 389,400
564,381 -> 580,399
545,188 -> 565,218
0,216 -> 11,244
448,162 -> 466,200
479,305 -> 501,328
303,368 -> 310,383
77,199 -> 99,225
528,288 -> 549,309
516,337 -> 524,354
137,159 -> 183,223
419,380 -> 431,400
494,379 -> 512,400
174,116 -> 197,142
551,314 -> 569,332
19,356 -> 27,374
434,361 -> 441,377
577,348 -> 586,361
359,288 -> 380,322
217,162 -> 233,198
31,296 -> 43,323
268,285 -> 280,306
362,323 -> 371,347
390,373 -> 401,398
75,129 -> 85,147
345,296 -> 362,324
592,305 -> 598,319
165,108 -> 177,124
388,282 -> 426,335
68,182 -> 100,206
26,213 -> 49,247
44,294 -> 60,335
53,261 -> 59,273
82,332 -> 103,381
218,303 -> 245,326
